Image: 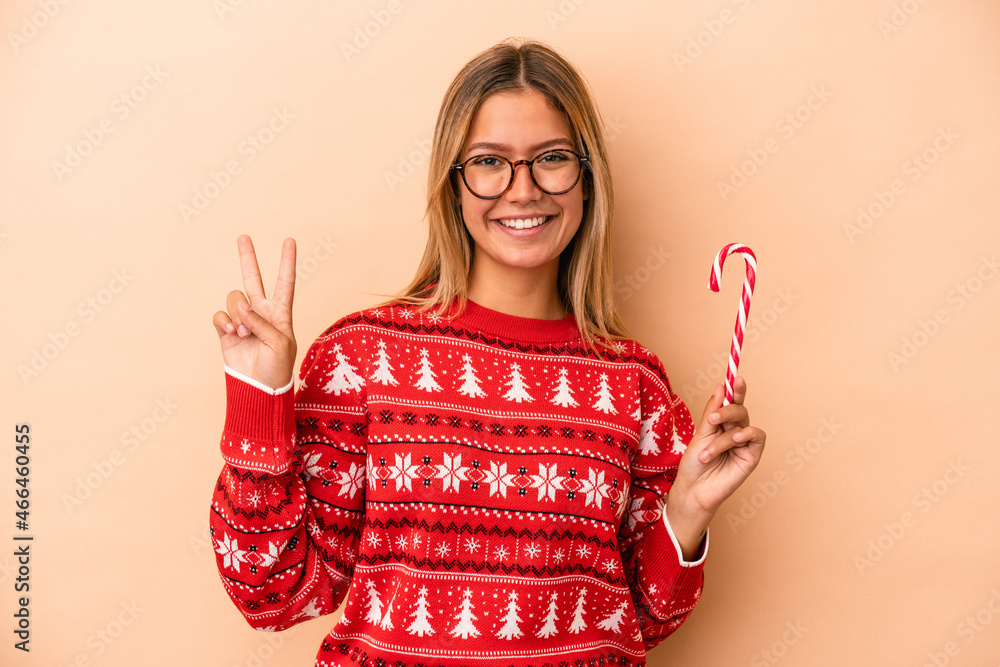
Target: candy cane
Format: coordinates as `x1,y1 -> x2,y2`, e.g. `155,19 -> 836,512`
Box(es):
708,243 -> 757,406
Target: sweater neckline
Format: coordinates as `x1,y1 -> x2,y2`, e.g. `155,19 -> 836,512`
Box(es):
445,297 -> 580,343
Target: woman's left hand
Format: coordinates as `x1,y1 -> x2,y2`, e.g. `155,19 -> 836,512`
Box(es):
664,376 -> 766,556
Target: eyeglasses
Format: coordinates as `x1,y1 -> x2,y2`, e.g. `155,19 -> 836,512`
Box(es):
452,149 -> 589,200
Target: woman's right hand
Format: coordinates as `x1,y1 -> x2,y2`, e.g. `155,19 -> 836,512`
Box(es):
212,234 -> 298,390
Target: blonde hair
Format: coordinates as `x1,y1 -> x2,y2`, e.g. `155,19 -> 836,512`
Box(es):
374,38 -> 631,356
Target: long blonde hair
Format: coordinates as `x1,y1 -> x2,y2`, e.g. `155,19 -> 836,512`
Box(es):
374,38 -> 631,356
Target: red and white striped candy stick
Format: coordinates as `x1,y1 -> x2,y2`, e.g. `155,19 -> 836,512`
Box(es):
708,243 -> 757,406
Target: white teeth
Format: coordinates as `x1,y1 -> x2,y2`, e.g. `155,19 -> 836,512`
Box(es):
498,216 -> 548,229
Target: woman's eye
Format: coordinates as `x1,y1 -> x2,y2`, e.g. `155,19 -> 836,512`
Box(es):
470,156 -> 503,167
538,151 -> 569,163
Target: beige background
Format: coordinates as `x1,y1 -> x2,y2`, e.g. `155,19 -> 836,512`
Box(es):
2,1 -> 999,665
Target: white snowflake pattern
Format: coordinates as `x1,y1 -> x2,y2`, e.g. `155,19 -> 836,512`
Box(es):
367,533 -> 382,549
523,543 -> 540,559
301,452 -> 324,480
529,463 -> 565,502
465,538 -> 480,553
214,532 -> 244,572
627,498 -> 646,531
576,544 -> 592,558
579,468 -> 611,509
495,546 -> 509,562
239,438 -> 251,453
399,308 -> 413,319
396,536 -> 409,550
435,542 -> 452,558
246,490 -> 262,507
604,558 -> 620,572
370,309 -> 383,319
336,462 -> 366,499
387,453 -> 420,492
411,533 -> 423,549
435,453 -> 470,493
553,548 -> 566,563
483,461 -> 517,498
308,523 -> 323,538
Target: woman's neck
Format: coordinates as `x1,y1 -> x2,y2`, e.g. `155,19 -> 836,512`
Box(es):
466,261 -> 566,320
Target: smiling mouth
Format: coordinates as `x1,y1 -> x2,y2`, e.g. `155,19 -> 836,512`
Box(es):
494,215 -> 552,230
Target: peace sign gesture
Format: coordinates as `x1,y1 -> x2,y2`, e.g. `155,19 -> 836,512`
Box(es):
211,235 -> 298,390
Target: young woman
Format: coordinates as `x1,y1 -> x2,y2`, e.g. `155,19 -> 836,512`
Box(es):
210,39 -> 766,666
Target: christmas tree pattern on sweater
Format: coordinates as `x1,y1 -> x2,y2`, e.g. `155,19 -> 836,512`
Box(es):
211,300 -> 703,667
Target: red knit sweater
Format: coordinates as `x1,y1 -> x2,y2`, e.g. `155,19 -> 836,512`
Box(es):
211,298 -> 707,667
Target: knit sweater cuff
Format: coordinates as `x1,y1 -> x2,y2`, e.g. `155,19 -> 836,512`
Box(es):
662,511 -> 709,567
220,366 -> 296,475
641,512 -> 707,608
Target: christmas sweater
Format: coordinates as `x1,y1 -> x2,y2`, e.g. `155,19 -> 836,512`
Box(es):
211,298 -> 708,667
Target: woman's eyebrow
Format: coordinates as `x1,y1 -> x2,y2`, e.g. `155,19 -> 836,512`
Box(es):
464,138 -> 574,154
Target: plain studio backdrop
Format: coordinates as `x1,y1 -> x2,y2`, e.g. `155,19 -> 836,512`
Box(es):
2,1 -> 999,666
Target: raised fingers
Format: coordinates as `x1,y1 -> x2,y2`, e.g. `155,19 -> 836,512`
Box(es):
271,238 -> 297,308
237,234 -> 267,302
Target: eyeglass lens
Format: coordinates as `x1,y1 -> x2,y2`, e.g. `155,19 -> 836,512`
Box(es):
463,150 -> 580,198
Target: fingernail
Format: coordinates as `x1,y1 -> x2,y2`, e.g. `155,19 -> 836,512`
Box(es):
225,322 -> 235,333
699,451 -> 710,463
238,324 -> 250,337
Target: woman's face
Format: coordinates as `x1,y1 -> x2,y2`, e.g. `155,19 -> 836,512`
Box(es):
457,89 -> 587,281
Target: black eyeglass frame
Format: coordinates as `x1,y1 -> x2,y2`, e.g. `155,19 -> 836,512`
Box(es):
451,148 -> 591,200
